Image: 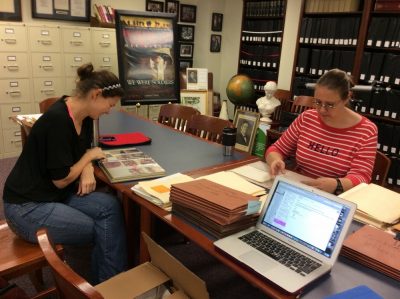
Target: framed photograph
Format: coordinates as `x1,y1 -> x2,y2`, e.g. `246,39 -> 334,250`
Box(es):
31,0 -> 90,22
210,34 -> 221,52
180,4 -> 196,23
178,24 -> 195,42
115,10 -> 180,105
180,90 -> 208,115
179,59 -> 193,71
179,43 -> 193,58
0,0 -> 21,21
211,13 -> 223,32
233,109 -> 260,153
165,0 -> 179,15
146,0 -> 164,12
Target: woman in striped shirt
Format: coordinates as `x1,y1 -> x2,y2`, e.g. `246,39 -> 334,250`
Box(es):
265,69 -> 378,195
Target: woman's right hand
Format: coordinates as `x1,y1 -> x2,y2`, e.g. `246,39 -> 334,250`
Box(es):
270,159 -> 286,176
86,147 -> 106,161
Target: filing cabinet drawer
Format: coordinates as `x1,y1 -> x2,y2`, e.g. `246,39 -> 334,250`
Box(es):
0,130 -> 4,156
62,27 -> 91,53
0,79 -> 31,103
3,128 -> 23,153
0,102 -> 32,129
63,53 -> 92,77
0,24 -> 28,52
33,77 -> 65,101
0,52 -> 29,78
92,28 -> 116,54
93,54 -> 118,74
28,25 -> 61,52
65,77 -> 77,96
31,53 -> 63,77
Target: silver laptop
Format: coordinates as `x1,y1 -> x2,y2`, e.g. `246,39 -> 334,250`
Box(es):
214,176 -> 356,294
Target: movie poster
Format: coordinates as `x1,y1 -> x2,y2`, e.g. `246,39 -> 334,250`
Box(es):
116,12 -> 179,105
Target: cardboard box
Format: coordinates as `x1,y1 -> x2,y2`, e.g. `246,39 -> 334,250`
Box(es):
94,233 -> 209,299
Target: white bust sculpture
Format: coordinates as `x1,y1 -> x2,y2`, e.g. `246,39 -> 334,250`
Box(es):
256,81 -> 281,123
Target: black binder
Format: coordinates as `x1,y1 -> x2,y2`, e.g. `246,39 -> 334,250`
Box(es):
359,52 -> 371,82
368,52 -> 385,82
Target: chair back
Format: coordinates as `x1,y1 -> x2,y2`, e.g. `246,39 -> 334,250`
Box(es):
39,97 -> 58,113
186,114 -> 232,144
36,228 -> 103,299
158,104 -> 200,131
290,95 -> 315,114
371,151 -> 391,186
270,89 -> 292,122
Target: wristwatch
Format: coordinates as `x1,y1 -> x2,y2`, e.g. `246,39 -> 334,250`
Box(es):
334,178 -> 344,195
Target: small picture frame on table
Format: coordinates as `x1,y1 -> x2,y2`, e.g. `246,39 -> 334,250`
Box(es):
210,34 -> 221,52
179,43 -> 193,58
146,0 -> 164,12
178,24 -> 195,42
0,0 -> 22,21
211,13 -> 223,32
165,0 -> 179,15
180,4 -> 196,23
180,90 -> 209,115
233,109 -> 260,153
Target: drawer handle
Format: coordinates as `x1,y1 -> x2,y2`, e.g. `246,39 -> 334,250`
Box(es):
4,39 -> 17,44
39,39 -> 52,45
7,90 -> 21,96
11,139 -> 22,144
99,42 -> 111,47
41,89 -> 55,94
100,65 -> 111,68
70,40 -> 83,46
70,64 -> 81,68
7,65 -> 19,71
42,65 -> 54,70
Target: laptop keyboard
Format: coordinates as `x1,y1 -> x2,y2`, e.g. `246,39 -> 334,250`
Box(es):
239,231 -> 321,276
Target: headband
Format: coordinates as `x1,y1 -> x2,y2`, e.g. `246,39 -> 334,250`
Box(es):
102,83 -> 121,91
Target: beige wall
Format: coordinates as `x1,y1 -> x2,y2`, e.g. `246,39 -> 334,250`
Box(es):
19,0 -> 301,118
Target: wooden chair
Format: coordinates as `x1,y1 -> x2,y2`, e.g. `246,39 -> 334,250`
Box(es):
36,228 -> 102,299
0,221 -> 63,298
157,103 -> 200,131
289,95 -> 315,114
371,151 -> 391,186
186,114 -> 233,144
39,97 -> 58,113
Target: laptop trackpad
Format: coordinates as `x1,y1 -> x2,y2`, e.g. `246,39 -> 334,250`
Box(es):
239,251 -> 278,274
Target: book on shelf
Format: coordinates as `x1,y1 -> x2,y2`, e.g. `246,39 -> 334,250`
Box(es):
98,147 -> 165,183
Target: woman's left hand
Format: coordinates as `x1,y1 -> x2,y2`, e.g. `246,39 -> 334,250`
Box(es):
302,177 -> 337,193
78,164 -> 96,196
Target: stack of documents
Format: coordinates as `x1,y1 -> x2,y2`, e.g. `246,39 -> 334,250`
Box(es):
339,183 -> 400,228
170,179 -> 262,238
341,225 -> 400,282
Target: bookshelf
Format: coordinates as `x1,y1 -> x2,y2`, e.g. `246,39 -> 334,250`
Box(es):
291,0 -> 400,190
238,0 -> 287,96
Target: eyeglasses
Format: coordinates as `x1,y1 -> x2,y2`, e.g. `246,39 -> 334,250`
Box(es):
313,99 -> 338,110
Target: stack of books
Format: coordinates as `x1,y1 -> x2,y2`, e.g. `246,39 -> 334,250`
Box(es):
170,179 -> 262,238
341,225 -> 400,282
93,4 -> 115,24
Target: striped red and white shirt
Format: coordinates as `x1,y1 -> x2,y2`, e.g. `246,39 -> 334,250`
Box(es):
266,109 -> 378,186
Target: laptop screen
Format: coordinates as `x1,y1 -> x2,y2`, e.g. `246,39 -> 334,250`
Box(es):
260,180 -> 352,258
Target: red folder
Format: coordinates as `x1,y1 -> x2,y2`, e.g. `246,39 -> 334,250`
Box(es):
99,132 -> 151,147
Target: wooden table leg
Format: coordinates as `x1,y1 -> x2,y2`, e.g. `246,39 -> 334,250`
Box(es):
139,207 -> 152,263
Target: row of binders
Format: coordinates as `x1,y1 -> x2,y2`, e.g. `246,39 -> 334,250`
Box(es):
299,17 -> 360,46
387,157 -> 400,187
93,4 -> 115,24
305,0 -> 360,13
367,17 -> 400,49
244,0 -> 286,17
353,90 -> 400,120
242,19 -> 283,43
239,45 -> 280,69
360,52 -> 400,86
296,48 -> 354,76
238,68 -> 278,92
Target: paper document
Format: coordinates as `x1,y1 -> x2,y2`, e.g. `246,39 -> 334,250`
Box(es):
16,114 -> 42,123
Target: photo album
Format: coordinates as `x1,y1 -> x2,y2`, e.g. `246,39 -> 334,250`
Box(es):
98,147 -> 166,183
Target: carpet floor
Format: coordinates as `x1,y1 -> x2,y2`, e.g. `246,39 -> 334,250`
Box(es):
1,156 -> 269,298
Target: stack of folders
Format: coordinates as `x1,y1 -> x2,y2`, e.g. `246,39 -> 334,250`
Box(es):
170,179 -> 263,239
339,183 -> 400,228
341,225 -> 400,282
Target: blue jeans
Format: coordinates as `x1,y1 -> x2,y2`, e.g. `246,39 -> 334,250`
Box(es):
4,191 -> 127,284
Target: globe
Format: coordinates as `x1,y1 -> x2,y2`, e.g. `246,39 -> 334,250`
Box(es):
226,74 -> 256,105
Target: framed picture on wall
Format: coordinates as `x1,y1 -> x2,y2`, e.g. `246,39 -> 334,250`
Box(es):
179,59 -> 193,71
31,0 -> 90,21
165,0 -> 179,15
211,13 -> 223,31
233,109 -> 260,153
146,0 -> 164,12
178,25 -> 195,42
210,34 -> 221,52
179,43 -> 193,58
180,4 -> 196,23
115,10 -> 180,105
0,0 -> 22,21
